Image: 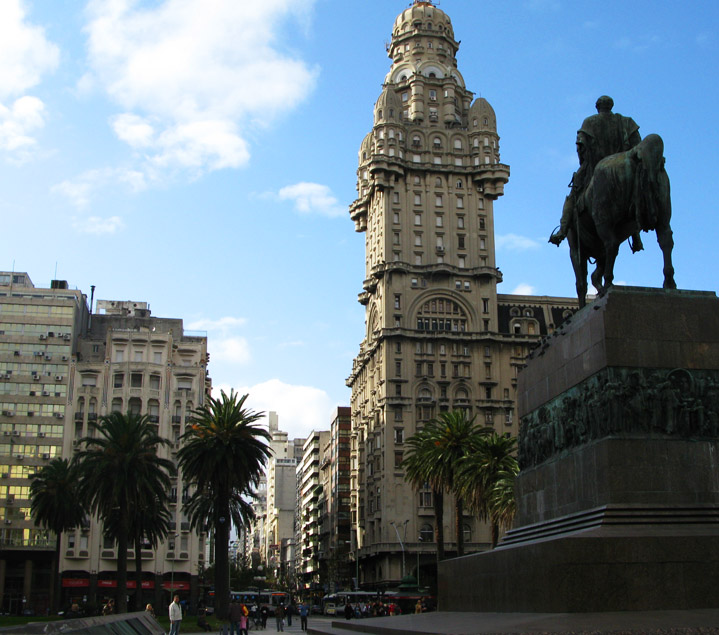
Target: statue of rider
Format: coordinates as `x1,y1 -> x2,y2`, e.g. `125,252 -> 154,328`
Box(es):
549,96 -> 643,250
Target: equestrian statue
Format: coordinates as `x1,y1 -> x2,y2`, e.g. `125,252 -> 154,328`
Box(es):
549,96 -> 676,308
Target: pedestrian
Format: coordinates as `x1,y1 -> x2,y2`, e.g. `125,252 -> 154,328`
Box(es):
285,602 -> 293,626
274,603 -> 285,632
145,603 -> 156,619
299,601 -> 309,632
169,594 -> 183,635
344,602 -> 353,620
260,604 -> 269,629
415,599 -> 422,614
102,598 -> 115,616
229,598 -> 244,635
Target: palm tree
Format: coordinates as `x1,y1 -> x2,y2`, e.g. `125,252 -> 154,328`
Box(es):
402,424 -> 445,563
29,458 -> 86,614
403,410 -> 488,558
74,411 -> 175,613
178,390 -> 271,622
455,432 -> 519,548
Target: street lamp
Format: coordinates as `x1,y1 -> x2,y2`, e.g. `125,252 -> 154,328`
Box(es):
170,533 -> 179,598
416,536 -> 423,588
390,520 -> 409,578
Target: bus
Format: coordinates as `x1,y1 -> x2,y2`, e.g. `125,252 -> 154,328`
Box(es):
205,589 -> 289,614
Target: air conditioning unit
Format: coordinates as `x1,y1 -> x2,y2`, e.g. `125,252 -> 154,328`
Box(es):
29,391 -> 36,397
63,335 -> 71,341
39,335 -> 47,340
15,454 -> 24,460
42,391 -> 50,396
4,520 -> 11,525
42,453 -> 50,460
38,432 -> 45,438
1,411 -> 11,417
0,473 -> 8,478
33,376 -> 40,381
55,376 -> 63,381
6,498 -> 14,505
6,412 -> 14,418
61,356 -> 68,361
27,411 -> 34,417
11,431 -> 19,436
34,352 -> 43,357
2,431 -> 9,436
54,413 -> 64,419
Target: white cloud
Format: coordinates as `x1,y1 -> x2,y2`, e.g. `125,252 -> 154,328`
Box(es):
53,167 -> 147,208
84,0 -> 318,175
211,337 -> 252,365
495,233 -> 541,251
0,0 -> 58,158
214,379 -> 336,440
73,215 -> 125,235
278,182 -> 345,218
510,283 -> 536,296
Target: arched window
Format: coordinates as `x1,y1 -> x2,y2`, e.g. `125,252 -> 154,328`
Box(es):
420,523 -> 434,543
463,523 -> 472,543
128,397 -> 141,415
76,397 -> 85,415
111,397 -> 122,413
416,298 -> 468,333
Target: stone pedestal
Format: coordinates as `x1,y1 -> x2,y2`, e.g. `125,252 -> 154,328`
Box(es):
438,287 -> 719,612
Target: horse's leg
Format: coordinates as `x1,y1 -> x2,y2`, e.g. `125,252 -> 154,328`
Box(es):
656,223 -> 677,289
590,258 -> 604,296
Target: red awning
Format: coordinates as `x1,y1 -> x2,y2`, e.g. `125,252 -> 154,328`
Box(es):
62,578 -> 90,588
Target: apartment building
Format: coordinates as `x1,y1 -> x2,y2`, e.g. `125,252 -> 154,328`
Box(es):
0,272 -> 88,614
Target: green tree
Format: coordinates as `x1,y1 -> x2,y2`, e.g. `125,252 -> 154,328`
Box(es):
403,410 -> 488,558
178,390 -> 271,621
402,424 -> 446,563
29,457 -> 86,613
455,432 -> 519,548
74,412 -> 175,613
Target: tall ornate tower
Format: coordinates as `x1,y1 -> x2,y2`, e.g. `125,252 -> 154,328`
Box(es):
346,1 -> 575,589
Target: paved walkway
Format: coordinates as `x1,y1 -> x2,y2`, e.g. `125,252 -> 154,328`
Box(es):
303,610 -> 719,635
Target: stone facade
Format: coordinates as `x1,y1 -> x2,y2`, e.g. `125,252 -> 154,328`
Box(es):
346,1 -> 577,589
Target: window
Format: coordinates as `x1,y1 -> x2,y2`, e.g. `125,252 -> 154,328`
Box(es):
419,523 -> 434,542
414,213 -> 422,226
414,194 -> 421,205
394,452 -> 403,468
402,92 -> 409,102
394,232 -> 401,245
435,215 -> 443,227
133,350 -> 143,362
394,212 -> 400,224
435,195 -> 443,207
113,373 -> 124,388
395,383 -> 402,397
153,351 -> 162,364
394,407 -> 403,421
414,234 -> 422,247
149,375 -> 161,390
115,349 -> 124,363
395,362 -> 402,377
485,387 -> 492,400
482,298 -> 490,314
393,192 -> 400,203
394,295 -> 401,310
463,524 -> 472,543
480,238 -> 486,250
456,196 -> 464,209
458,256 -> 466,269
458,235 -> 465,250
130,373 -> 143,388
457,216 -> 465,229
81,375 -> 96,387
479,216 -> 486,230
92,345 -> 100,353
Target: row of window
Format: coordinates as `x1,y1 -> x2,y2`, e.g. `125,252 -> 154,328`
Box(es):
0,424 -> 63,437
0,363 -> 66,376
0,343 -> 71,355
0,323 -> 71,335
0,304 -> 74,316
0,445 -> 60,458
0,382 -> 66,396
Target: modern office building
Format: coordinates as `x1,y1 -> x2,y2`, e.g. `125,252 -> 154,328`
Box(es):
296,430 -> 329,589
58,299 -> 211,611
265,413 -> 303,580
346,1 -> 577,589
0,272 -> 89,614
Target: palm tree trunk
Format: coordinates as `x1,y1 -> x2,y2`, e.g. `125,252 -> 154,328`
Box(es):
433,489 -> 445,563
491,520 -> 499,549
50,532 -> 60,614
455,496 -> 464,557
117,514 -> 129,613
215,493 -> 231,621
135,534 -> 143,611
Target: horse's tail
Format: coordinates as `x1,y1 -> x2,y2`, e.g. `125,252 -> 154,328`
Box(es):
634,134 -> 669,231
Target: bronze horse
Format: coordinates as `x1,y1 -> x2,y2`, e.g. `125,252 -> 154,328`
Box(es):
567,133 -> 676,308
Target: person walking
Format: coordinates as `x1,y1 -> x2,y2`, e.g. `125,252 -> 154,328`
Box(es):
299,601 -> 309,632
285,602 -> 293,626
274,603 -> 285,632
169,595 -> 183,635
260,604 -> 269,629
229,598 -> 244,635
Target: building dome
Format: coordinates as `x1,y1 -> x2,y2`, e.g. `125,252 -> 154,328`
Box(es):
470,97 -> 497,131
374,87 -> 401,124
392,1 -> 454,41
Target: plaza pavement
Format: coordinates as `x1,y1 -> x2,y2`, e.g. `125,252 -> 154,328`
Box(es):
302,610 -> 719,635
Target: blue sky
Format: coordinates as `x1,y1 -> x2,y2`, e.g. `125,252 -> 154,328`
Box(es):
2,0 -> 718,440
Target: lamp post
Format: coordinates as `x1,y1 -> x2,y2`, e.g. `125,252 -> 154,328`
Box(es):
390,520 -> 409,578
416,536 -> 423,588
170,533 -> 179,599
